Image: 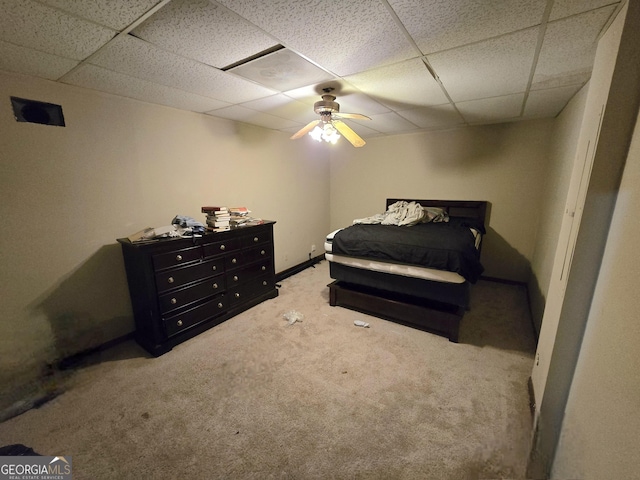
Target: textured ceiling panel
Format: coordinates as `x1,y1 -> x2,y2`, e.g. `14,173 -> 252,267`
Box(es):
0,0 -> 115,60
131,0 -> 277,68
388,0 -> 547,55
456,93 -> 524,124
39,0 -> 163,31
396,104 -> 464,129
427,28 -> 538,102
89,35 -> 276,103
345,58 -> 449,110
0,0 -> 623,139
216,0 -> 417,76
354,111 -> 419,134
204,105 -> 300,129
64,64 -> 230,112
523,84 -> 583,118
550,0 -> 621,21
239,94 -> 316,124
0,40 -> 78,80
533,6 -> 617,90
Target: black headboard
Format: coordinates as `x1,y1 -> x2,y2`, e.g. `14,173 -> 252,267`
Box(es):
386,199 -> 488,223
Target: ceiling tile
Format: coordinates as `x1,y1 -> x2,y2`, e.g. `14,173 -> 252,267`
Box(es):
131,0 -> 277,68
523,84 -> 582,118
0,39 -> 78,80
87,34 -> 277,103
240,94 -> 316,123
205,105 -> 300,129
216,0 -> 418,76
229,48 -> 333,91
388,0 -> 546,54
345,58 -> 449,110
533,6 -> 617,90
0,0 -> 115,60
63,64 -> 230,112
456,93 -> 524,124
39,0 -> 163,30
427,28 -> 538,102
396,104 -> 464,129
550,0 -> 621,21
353,111 -> 419,134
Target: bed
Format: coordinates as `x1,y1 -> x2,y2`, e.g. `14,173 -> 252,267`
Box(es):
326,199 -> 488,342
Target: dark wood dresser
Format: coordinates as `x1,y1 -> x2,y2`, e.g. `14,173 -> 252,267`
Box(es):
117,221 -> 277,356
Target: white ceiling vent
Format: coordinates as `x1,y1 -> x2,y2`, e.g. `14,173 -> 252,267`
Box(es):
228,48 -> 333,92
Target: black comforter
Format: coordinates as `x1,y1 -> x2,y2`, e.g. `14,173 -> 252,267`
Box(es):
331,221 -> 484,283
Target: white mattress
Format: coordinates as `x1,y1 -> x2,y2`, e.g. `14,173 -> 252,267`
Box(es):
324,227 -> 482,285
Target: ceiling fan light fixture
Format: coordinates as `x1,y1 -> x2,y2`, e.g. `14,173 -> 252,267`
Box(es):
308,123 -> 340,144
323,123 -> 341,144
309,125 -> 324,142
292,91 -> 367,147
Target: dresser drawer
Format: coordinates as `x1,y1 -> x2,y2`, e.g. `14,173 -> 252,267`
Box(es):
153,246 -> 202,271
158,274 -> 225,314
243,244 -> 271,264
226,260 -> 272,288
225,246 -> 271,271
155,258 -> 224,293
228,275 -> 276,307
203,238 -> 242,258
163,295 -> 227,337
241,228 -> 272,248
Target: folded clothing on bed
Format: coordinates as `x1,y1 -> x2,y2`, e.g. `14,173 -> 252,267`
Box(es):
331,222 -> 484,283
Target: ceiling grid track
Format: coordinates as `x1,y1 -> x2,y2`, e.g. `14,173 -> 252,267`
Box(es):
520,0 -> 555,117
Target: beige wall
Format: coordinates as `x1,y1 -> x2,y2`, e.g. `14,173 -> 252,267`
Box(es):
0,71 -> 330,416
329,120 -> 554,282
551,102 -> 640,480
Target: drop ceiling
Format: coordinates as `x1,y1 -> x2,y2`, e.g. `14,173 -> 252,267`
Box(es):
0,0 -> 624,139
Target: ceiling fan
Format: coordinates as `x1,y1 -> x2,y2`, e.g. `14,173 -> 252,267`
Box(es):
290,88 -> 371,147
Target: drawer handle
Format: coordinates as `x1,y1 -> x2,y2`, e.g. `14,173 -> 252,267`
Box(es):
261,266 -> 266,271
235,293 -> 240,298
176,254 -> 183,261
167,277 -> 174,284
261,250 -> 265,255
212,283 -> 218,289
177,320 -> 183,327
233,275 -> 238,282
232,258 -> 237,264
220,244 -> 226,251
170,298 -> 177,305
253,236 -> 259,242
212,265 -> 217,271
262,281 -> 267,286
218,302 -> 223,309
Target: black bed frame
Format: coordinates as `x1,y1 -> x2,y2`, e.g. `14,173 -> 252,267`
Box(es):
328,199 -> 488,342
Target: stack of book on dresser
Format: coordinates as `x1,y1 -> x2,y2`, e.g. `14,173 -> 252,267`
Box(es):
202,206 -> 260,231
202,206 -> 231,232
228,207 -> 252,227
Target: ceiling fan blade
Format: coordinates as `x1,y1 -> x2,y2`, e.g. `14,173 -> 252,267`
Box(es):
333,120 -> 366,148
290,120 -> 320,139
335,113 -> 371,120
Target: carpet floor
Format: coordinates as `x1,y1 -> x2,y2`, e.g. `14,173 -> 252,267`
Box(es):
0,260 -> 536,479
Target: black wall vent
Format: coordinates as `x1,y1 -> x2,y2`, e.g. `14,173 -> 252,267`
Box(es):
11,97 -> 65,126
